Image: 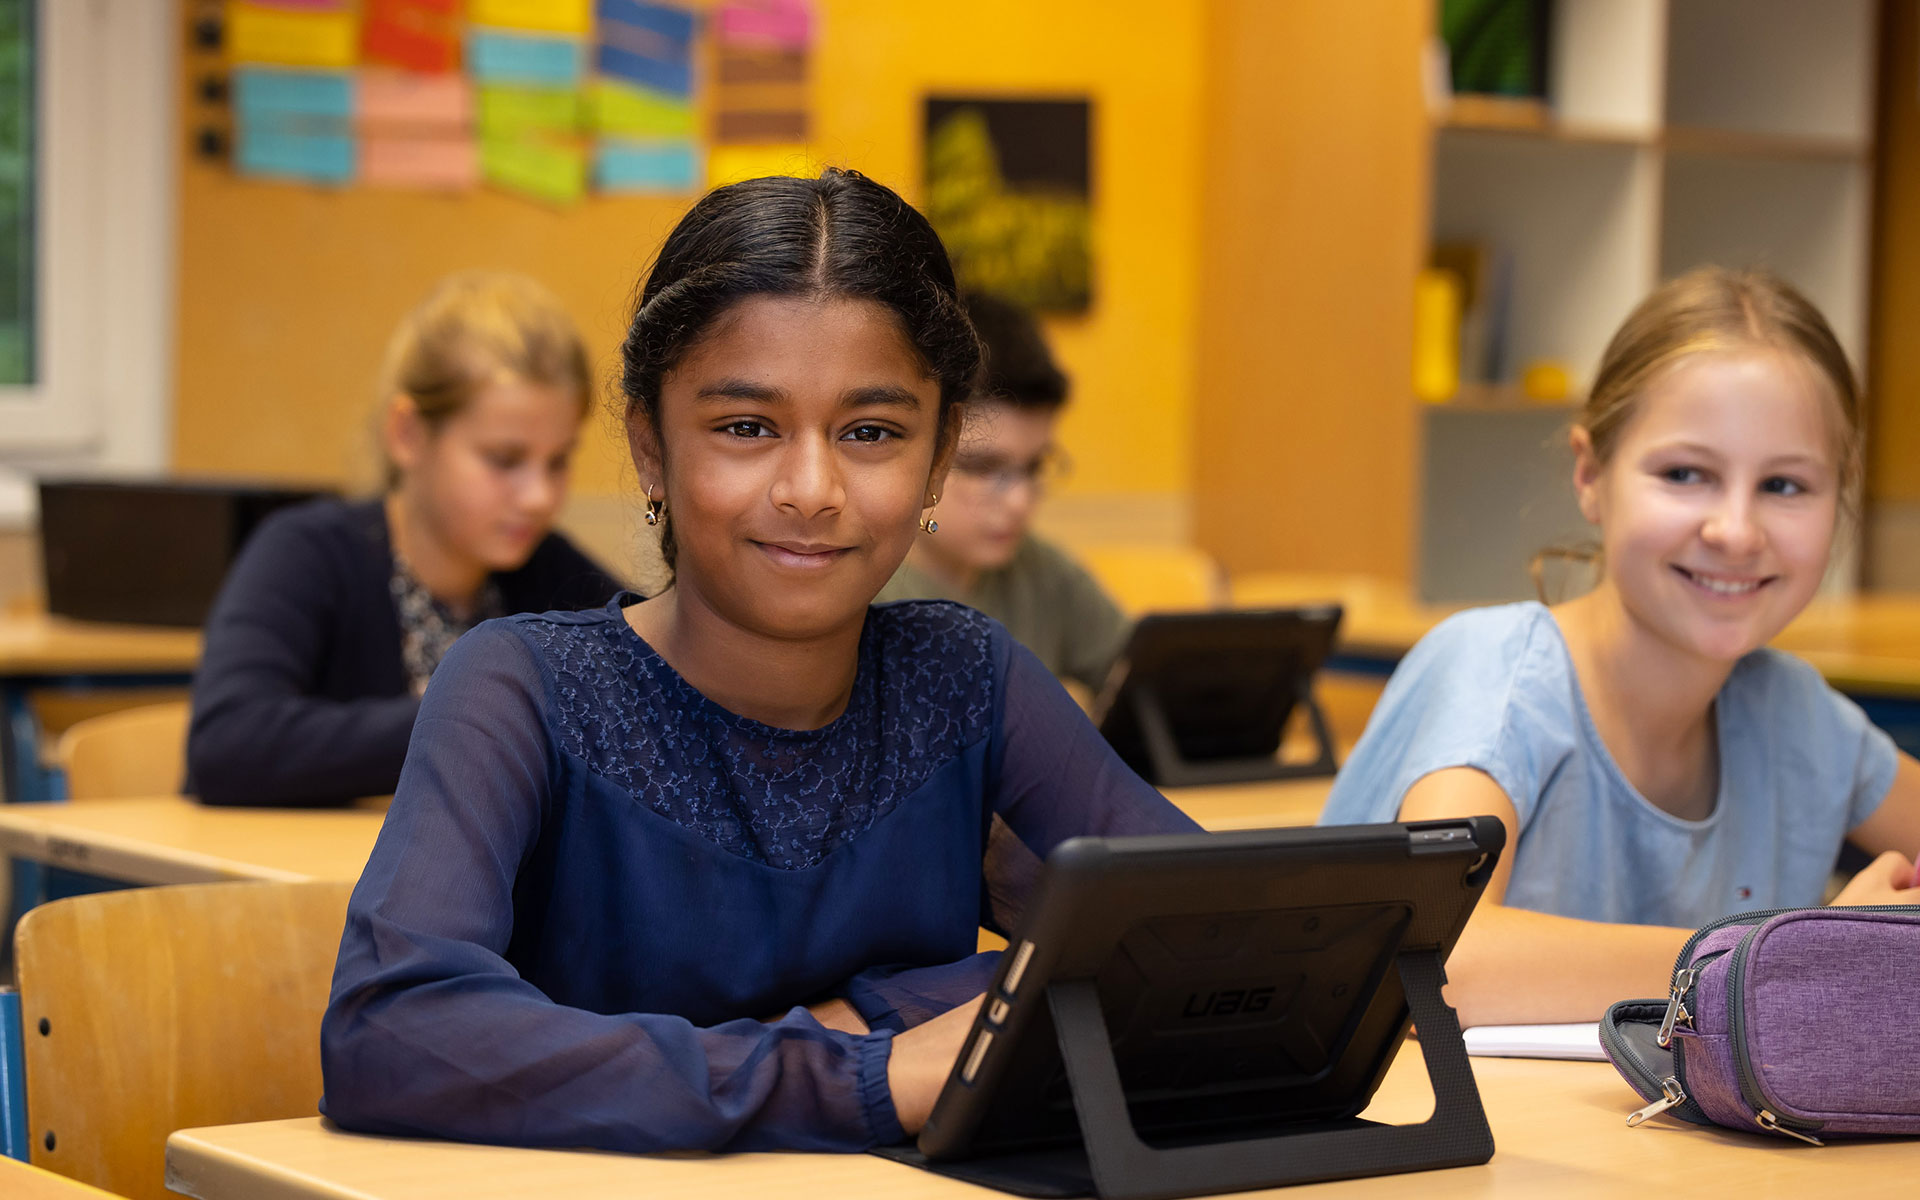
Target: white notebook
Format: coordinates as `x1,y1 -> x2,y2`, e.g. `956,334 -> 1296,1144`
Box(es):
1462,1022 -> 1606,1061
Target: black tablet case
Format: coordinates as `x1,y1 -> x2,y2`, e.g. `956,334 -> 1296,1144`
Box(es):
1095,607 -> 1343,787
874,821 -> 1502,1200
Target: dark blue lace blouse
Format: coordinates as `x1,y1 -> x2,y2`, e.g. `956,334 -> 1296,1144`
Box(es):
320,596 -> 1198,1155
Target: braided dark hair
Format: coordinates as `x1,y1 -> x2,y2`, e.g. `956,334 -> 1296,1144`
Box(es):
621,169 -> 981,568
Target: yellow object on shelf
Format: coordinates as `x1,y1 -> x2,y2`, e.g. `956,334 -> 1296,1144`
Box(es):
1522,359 -> 1572,403
1412,268 -> 1461,403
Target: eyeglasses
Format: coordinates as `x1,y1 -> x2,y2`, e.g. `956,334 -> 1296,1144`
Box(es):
950,447 -> 1073,495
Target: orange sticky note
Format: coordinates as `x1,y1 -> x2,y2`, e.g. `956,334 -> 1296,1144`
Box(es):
358,70 -> 472,131
361,135 -> 480,189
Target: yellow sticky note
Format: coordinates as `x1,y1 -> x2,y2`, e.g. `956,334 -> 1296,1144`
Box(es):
227,2 -> 359,70
478,86 -> 583,138
470,0 -> 593,35
705,143 -> 814,189
589,80 -> 695,138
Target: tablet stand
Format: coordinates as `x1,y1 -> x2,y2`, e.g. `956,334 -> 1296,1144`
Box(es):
1046,949 -> 1493,1200
877,949 -> 1493,1200
1130,681 -> 1337,788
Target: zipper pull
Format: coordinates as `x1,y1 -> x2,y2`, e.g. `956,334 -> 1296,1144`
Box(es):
1657,967 -> 1698,1047
1756,1110 -> 1825,1146
1626,1076 -> 1688,1127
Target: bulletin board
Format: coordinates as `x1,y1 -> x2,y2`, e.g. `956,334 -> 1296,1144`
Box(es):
170,0 -> 819,496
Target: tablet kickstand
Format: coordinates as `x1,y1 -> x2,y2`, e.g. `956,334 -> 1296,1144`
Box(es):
1049,950 -> 1494,1200
1132,684 -> 1338,789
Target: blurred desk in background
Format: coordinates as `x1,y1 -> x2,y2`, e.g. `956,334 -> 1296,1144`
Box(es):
1169,778 -> 1332,831
0,795 -> 385,887
0,784 -> 1314,893
1233,573 -> 1920,753
0,612 -> 201,804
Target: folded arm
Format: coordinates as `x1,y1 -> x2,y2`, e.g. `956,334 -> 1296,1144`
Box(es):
1398,767 -> 1691,1026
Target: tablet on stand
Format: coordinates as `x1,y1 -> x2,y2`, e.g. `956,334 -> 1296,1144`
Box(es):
874,819 -> 1504,1200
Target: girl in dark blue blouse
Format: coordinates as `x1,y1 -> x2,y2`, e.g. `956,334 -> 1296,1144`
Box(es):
320,170 -> 1199,1154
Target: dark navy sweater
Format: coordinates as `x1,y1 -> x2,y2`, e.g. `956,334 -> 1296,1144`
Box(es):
186,497 -> 618,807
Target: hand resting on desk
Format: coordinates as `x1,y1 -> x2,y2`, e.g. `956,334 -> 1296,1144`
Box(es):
887,993 -> 986,1135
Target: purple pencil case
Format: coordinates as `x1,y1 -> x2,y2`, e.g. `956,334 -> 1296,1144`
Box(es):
1599,906 -> 1920,1145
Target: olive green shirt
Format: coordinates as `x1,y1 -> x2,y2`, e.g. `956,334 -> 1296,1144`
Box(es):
875,535 -> 1131,693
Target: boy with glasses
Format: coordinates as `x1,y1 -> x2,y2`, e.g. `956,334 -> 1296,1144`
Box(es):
877,292 -> 1128,693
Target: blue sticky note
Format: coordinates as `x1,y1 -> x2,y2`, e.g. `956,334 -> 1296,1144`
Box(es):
597,43 -> 691,95
596,139 -> 699,191
233,69 -> 353,121
597,0 -> 696,45
469,28 -> 585,87
236,127 -> 356,184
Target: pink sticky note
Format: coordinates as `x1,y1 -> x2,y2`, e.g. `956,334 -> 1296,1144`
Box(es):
360,134 -> 480,189
357,70 -> 472,131
716,1 -> 812,48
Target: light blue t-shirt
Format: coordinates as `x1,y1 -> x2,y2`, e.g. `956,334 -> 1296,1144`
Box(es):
1319,603 -> 1897,927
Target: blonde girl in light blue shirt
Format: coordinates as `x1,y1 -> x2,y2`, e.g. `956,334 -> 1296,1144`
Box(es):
1322,267 -> 1920,1027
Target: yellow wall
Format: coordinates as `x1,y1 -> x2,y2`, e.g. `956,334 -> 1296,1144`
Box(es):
171,2 -> 1204,503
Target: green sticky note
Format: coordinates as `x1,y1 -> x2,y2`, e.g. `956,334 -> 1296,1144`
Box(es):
481,137 -> 587,204
477,86 -> 582,138
588,79 -> 694,138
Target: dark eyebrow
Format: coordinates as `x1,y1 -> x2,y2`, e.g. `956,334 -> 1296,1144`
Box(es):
694,379 -> 785,404
841,385 -> 924,411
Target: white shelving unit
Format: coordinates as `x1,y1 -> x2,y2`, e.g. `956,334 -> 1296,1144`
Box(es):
1420,0 -> 1877,601
1428,0 -> 1873,599
1430,0 -> 1875,392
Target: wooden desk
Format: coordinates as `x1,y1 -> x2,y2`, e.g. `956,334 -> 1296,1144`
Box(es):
1170,777 -> 1331,831
0,783 -> 1317,975
166,1052 -> 1909,1200
0,782 -> 1317,893
0,1155 -> 124,1199
0,612 -> 201,804
0,613 -> 202,677
0,796 -> 386,887
1235,571 -> 1920,700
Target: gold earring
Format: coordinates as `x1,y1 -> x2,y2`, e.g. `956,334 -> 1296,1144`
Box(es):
644,484 -> 666,528
919,491 -> 940,534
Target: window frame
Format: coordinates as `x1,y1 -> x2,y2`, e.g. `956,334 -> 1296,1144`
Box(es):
0,0 -> 175,469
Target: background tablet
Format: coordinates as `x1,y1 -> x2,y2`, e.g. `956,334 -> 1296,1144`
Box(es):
1094,606 -> 1343,787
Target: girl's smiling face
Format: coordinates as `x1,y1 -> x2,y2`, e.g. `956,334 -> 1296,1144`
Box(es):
1574,346 -> 1843,664
634,293 -> 951,640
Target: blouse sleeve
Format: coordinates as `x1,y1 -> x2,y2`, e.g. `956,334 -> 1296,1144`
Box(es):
987,633 -> 1201,924
836,628 -> 1199,1030
187,511 -> 419,807
320,623 -> 904,1153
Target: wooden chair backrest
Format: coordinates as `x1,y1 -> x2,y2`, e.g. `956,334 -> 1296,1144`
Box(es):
1075,543 -> 1227,617
53,701 -> 190,801
14,881 -> 353,1200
